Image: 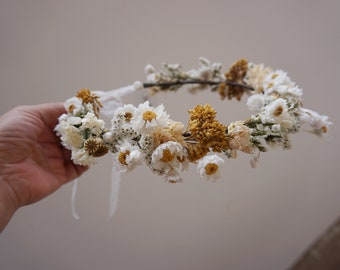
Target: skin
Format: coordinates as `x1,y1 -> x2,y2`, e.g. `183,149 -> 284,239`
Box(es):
0,103 -> 88,232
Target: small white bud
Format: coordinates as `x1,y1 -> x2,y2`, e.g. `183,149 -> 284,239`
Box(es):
144,64 -> 155,75
133,81 -> 144,90
103,132 -> 114,143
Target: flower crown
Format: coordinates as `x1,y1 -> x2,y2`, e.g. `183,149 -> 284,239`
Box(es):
55,57 -> 331,183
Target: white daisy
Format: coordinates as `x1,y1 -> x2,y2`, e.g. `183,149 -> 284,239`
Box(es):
197,154 -> 224,181
261,98 -> 295,129
115,142 -> 143,172
71,148 -> 96,166
299,108 -> 332,136
112,104 -> 137,124
244,63 -> 273,93
131,101 -> 169,133
263,70 -> 294,93
81,112 -> 105,136
55,115 -> 84,149
247,94 -> 265,113
151,141 -> 184,174
227,121 -> 254,154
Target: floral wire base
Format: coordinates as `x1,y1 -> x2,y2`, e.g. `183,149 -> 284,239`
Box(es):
55,58 -> 332,184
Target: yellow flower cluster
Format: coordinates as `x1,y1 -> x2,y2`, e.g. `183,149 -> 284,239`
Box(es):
76,88 -> 103,117
218,58 -> 249,100
186,104 -> 229,161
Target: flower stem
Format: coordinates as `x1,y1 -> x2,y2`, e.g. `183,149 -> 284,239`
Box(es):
143,80 -> 254,91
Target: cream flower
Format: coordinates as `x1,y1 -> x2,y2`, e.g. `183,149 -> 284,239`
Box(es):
55,115 -> 83,149
244,63 -> 273,93
60,126 -> 84,149
197,154 -> 224,181
71,148 -> 96,166
131,101 -> 169,133
263,70 -> 294,93
115,142 -> 143,171
64,97 -> 83,115
276,85 -> 303,98
112,104 -> 137,124
261,98 -> 295,129
228,121 -> 254,154
247,94 -> 265,113
151,141 -> 184,174
299,108 -> 332,136
81,112 -> 105,136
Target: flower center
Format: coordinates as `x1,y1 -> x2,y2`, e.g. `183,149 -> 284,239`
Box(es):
124,112 -> 133,122
68,104 -> 75,113
84,138 -> 108,157
205,163 -> 218,175
271,73 -> 279,79
118,150 -> 130,165
84,139 -> 99,154
143,111 -> 157,122
274,105 -> 283,117
160,149 -> 175,162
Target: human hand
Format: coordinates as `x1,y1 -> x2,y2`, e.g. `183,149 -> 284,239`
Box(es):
0,103 -> 88,232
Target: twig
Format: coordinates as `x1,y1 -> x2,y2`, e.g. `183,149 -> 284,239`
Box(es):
143,80 -> 254,91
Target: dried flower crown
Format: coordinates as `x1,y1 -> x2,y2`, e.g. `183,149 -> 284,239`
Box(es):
56,57 -> 332,184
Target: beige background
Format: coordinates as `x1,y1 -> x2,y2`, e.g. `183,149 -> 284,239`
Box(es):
1,1 -> 339,269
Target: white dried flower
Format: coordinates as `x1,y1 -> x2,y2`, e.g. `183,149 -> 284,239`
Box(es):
131,101 -> 169,133
112,104 -> 137,124
247,94 -> 265,113
261,98 -> 295,129
299,108 -> 332,136
151,141 -> 184,174
228,121 -> 254,154
115,142 -> 143,171
81,112 -> 105,136
55,115 -> 83,149
197,154 -> 224,181
71,148 -> 96,166
133,80 -> 144,90
264,70 -> 294,93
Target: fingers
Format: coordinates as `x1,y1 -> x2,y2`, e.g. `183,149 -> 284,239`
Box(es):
33,103 -> 66,129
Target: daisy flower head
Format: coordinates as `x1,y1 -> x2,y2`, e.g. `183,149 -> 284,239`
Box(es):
115,142 -> 143,172
71,148 -> 96,166
112,104 -> 137,125
197,154 -> 224,181
64,96 -> 84,116
151,141 -> 184,174
246,94 -> 265,114
261,98 -> 295,129
263,70 -> 294,93
244,63 -> 273,93
227,121 -> 254,154
299,108 -> 332,136
81,112 -> 105,136
55,115 -> 84,150
131,101 -> 169,133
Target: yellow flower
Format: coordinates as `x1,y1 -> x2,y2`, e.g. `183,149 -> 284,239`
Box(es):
76,88 -> 103,117
187,104 -> 229,153
220,58 -> 249,100
84,138 -> 109,157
